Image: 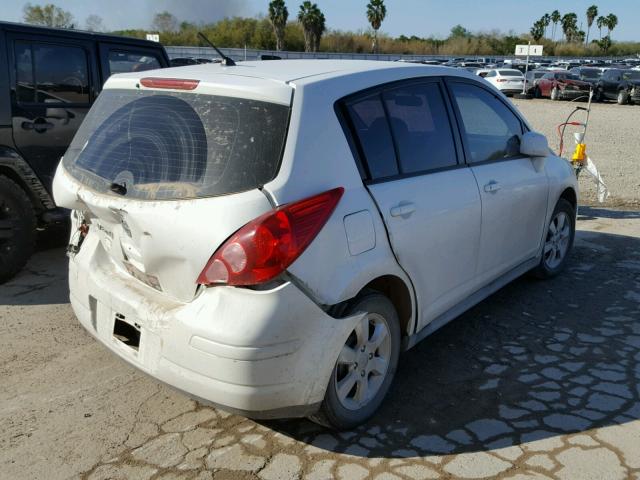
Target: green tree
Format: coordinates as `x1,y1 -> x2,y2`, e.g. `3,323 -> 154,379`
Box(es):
152,11 -> 178,33
449,24 -> 470,39
23,3 -> 74,28
530,20 -> 544,42
550,10 -> 561,41
596,15 -> 606,39
585,5 -> 598,44
541,13 -> 551,38
366,0 -> 387,53
605,13 -> 618,39
297,2 -> 326,52
597,34 -> 611,53
268,0 -> 288,51
561,12 -> 578,42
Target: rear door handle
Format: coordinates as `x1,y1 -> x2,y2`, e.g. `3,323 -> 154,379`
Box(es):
484,181 -> 501,193
390,203 -> 416,217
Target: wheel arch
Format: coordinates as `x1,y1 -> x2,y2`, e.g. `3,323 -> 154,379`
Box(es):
0,149 -> 55,214
359,274 -> 415,338
559,186 -> 577,212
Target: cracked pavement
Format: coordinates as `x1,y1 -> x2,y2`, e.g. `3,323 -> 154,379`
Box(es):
1,206 -> 640,480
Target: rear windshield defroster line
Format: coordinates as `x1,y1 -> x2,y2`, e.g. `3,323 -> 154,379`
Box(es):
63,88 -> 290,200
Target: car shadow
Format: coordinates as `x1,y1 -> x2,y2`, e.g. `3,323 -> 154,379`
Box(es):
578,206 -> 640,220
1,226 -> 70,306
263,227 -> 640,458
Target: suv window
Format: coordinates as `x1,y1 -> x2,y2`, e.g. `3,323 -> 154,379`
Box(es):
15,41 -> 90,104
108,50 -> 161,75
449,82 -> 522,164
345,94 -> 398,179
382,82 -> 457,174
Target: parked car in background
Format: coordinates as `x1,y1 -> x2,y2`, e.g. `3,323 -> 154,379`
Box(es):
524,70 -> 551,94
569,67 -> 603,87
482,69 -> 525,95
535,71 -> 591,100
53,60 -> 577,429
595,68 -> 640,105
0,21 -> 169,282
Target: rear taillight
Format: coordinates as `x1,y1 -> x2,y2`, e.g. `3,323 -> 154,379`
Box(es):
197,187 -> 344,286
140,77 -> 199,90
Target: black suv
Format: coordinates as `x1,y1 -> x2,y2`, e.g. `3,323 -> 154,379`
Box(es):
595,68 -> 640,105
0,22 -> 170,282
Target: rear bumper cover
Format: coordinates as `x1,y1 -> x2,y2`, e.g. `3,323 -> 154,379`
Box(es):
68,233 -> 363,417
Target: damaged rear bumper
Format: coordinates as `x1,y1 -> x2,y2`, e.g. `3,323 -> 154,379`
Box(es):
68,233 -> 363,418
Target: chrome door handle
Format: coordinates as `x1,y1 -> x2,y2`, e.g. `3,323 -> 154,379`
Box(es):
484,181 -> 501,193
390,203 -> 416,217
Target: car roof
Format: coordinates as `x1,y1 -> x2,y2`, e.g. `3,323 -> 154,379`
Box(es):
121,59 -> 464,85
0,21 -> 162,49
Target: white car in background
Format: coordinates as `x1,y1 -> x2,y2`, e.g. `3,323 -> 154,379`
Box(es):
482,69 -> 525,95
53,60 -> 578,430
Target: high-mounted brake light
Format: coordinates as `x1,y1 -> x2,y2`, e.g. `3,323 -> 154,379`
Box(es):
140,78 -> 199,90
197,187 -> 344,287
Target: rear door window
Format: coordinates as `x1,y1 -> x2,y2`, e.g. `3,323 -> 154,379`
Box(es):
449,82 -> 523,164
382,82 -> 457,174
345,94 -> 398,179
14,41 -> 90,104
63,89 -> 291,200
108,50 -> 162,75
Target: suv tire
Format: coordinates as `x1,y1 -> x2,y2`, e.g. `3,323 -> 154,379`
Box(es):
617,90 -> 629,105
533,198 -> 575,279
309,291 -> 401,430
0,176 -> 36,283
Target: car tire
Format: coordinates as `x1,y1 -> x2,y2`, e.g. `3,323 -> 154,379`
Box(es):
309,291 -> 401,430
551,87 -> 560,101
0,175 -> 36,284
617,90 -> 629,105
534,87 -> 542,98
594,88 -> 603,102
533,198 -> 575,279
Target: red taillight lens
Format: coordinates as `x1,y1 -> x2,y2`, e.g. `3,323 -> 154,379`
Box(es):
197,187 -> 344,286
140,77 -> 199,90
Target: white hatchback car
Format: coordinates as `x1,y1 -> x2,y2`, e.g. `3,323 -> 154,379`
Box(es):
482,68 -> 526,95
53,60 -> 578,429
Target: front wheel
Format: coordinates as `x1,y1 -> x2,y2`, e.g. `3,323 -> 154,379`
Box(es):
550,86 -> 561,101
533,198 -> 575,279
534,86 -> 542,98
309,292 -> 401,430
617,90 -> 630,105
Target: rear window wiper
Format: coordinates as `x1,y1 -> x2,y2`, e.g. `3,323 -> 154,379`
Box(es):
110,182 -> 127,196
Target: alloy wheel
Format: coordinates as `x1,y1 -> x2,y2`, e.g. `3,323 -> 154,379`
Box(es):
334,313 -> 391,411
543,211 -> 571,270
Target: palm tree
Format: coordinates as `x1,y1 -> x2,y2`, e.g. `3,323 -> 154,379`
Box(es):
596,15 -> 606,40
298,1 -> 326,52
550,10 -> 561,41
530,20 -> 544,42
585,5 -> 598,44
541,13 -> 551,39
606,13 -> 618,39
561,12 -> 578,42
366,0 -> 387,53
268,0 -> 288,51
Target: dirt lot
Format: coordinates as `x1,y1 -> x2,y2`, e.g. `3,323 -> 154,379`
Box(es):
512,98 -> 640,207
1,207 -> 640,480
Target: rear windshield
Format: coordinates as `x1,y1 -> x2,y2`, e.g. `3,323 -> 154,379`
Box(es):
63,89 -> 290,200
499,70 -> 522,77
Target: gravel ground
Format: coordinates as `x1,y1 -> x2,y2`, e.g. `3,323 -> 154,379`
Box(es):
512,98 -> 640,207
2,209 -> 640,479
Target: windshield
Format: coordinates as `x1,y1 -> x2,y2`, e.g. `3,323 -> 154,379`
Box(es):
63,89 -> 290,200
559,74 -> 580,81
499,70 -> 523,77
579,69 -> 602,79
622,70 -> 640,81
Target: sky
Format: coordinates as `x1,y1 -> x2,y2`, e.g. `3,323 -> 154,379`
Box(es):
2,0 -> 638,41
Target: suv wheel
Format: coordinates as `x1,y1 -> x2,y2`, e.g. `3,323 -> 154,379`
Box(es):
617,90 -> 629,105
0,176 -> 36,283
534,198 -> 575,279
309,292 -> 401,430
551,86 -> 561,101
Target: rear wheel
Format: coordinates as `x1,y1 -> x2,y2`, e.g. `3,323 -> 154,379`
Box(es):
534,86 -> 542,98
309,292 -> 401,430
533,199 -> 575,279
0,176 -> 36,283
617,90 -> 629,105
551,86 -> 561,101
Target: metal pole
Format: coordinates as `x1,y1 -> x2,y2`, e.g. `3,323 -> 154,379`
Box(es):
522,41 -> 530,95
